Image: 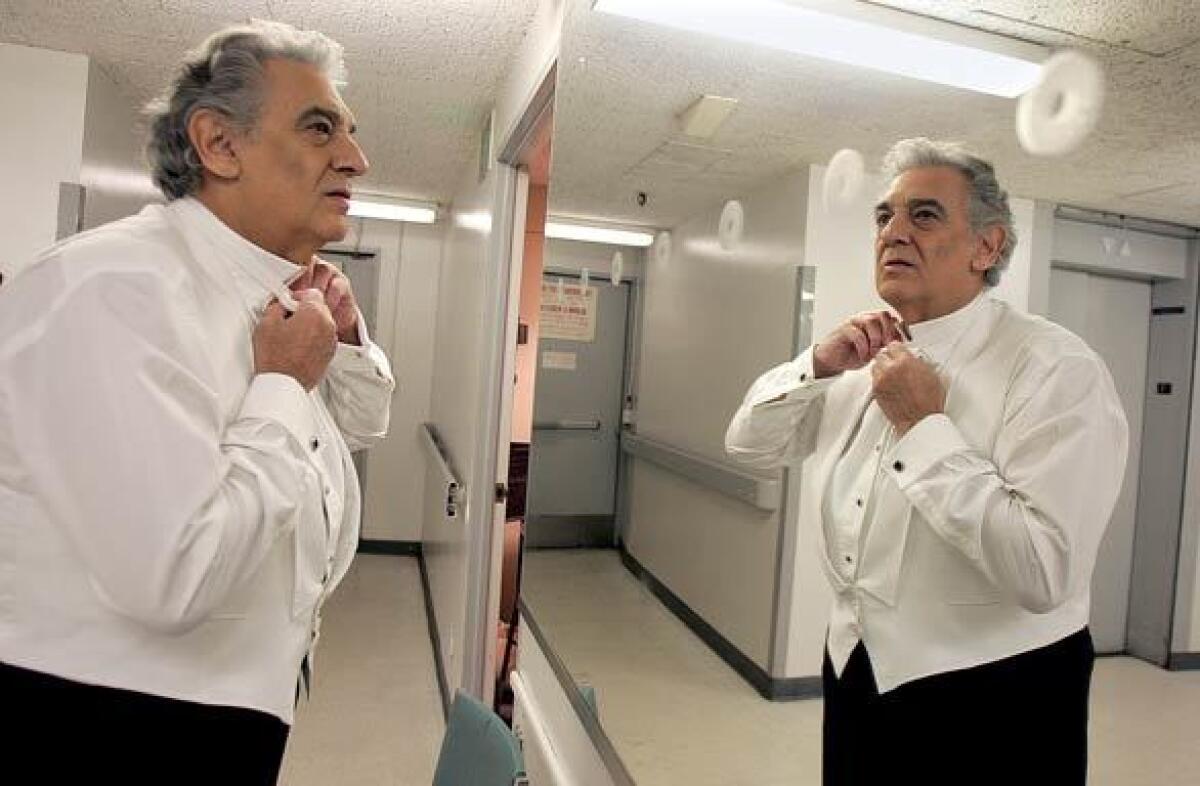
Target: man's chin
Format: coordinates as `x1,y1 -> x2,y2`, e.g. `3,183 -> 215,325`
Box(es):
876,279 -> 910,309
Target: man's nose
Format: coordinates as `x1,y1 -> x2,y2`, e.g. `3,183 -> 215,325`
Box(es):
878,213 -> 912,246
335,134 -> 370,178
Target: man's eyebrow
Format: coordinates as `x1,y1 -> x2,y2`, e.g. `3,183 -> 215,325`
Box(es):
907,198 -> 947,215
873,201 -> 892,214
297,105 -> 357,134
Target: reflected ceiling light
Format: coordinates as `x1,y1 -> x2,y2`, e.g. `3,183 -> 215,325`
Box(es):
545,220 -> 655,247
453,211 -> 493,232
348,198 -> 437,224
593,0 -> 1046,98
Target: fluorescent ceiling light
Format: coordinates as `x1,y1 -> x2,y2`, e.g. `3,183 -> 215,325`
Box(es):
593,0 -> 1045,98
348,198 -> 437,224
545,220 -> 655,247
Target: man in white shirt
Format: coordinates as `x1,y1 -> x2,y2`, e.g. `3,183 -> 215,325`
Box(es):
0,21 -> 394,784
727,138 -> 1128,785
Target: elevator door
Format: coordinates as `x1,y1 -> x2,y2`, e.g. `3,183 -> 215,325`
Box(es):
1049,268 -> 1150,653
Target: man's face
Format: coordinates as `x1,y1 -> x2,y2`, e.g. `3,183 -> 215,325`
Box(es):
232,58 -> 368,260
873,166 -> 993,324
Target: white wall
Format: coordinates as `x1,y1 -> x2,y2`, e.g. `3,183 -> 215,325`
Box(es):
424,163 -> 497,698
1053,219 -> 1189,281
81,62 -> 160,230
328,217 -> 442,542
0,44 -> 89,278
626,171 -> 809,669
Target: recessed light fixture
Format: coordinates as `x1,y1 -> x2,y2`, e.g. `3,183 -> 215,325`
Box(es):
348,198 -> 438,224
593,0 -> 1046,98
545,219 -> 655,247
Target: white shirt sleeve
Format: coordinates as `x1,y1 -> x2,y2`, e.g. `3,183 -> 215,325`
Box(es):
322,310 -> 395,451
3,270 -> 324,634
884,351 -> 1129,613
724,347 -> 838,469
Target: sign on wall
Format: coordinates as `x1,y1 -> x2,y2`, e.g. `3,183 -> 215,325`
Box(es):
540,281 -> 597,342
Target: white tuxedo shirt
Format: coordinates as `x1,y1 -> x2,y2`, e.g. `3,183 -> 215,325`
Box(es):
726,294 -> 1128,692
0,198 -> 394,722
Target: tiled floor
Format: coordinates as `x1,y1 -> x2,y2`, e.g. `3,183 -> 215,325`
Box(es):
522,548 -> 1200,786
279,554 -> 444,786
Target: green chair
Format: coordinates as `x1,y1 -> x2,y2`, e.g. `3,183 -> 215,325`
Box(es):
432,691 -> 527,786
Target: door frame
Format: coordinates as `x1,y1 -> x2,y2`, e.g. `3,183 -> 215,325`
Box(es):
459,64 -> 558,703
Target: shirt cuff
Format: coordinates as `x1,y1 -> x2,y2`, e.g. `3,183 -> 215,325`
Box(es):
239,372 -> 320,454
884,413 -> 970,490
750,349 -> 838,410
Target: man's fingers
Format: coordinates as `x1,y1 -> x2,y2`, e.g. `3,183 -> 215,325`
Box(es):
326,277 -> 351,312
311,262 -> 337,294
295,287 -> 325,306
847,327 -> 871,363
262,300 -> 287,323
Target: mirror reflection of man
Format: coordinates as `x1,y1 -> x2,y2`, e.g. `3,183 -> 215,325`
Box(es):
0,21 -> 393,783
727,138 -> 1128,786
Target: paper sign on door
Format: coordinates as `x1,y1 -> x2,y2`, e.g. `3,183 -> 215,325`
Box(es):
542,350 -> 578,371
540,281 -> 597,342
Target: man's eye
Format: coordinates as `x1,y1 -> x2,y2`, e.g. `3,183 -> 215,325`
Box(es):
913,210 -> 937,222
309,121 -> 333,137
874,212 -> 891,228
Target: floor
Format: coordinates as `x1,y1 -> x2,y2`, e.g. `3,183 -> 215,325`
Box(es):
521,548 -> 1200,786
279,554 -> 444,786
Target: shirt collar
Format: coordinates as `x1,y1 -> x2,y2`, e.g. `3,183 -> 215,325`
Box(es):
169,197 -> 303,309
904,291 -> 990,368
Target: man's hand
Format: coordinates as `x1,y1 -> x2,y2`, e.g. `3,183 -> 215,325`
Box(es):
254,289 -> 338,391
871,342 -> 944,436
291,257 -> 361,345
813,311 -> 906,378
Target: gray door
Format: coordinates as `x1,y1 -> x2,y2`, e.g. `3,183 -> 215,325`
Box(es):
1049,268 -> 1150,653
527,274 -> 630,548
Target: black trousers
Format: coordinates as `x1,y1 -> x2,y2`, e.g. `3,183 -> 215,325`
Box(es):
823,628 -> 1094,786
2,661 -> 291,785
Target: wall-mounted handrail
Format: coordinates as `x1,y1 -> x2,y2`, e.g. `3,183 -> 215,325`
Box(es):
621,433 -> 782,512
421,423 -> 463,519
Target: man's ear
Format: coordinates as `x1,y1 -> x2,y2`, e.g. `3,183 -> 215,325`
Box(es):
186,108 -> 242,181
971,225 -> 1006,276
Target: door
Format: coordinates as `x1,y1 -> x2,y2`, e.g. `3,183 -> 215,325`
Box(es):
1049,268 -> 1150,653
526,273 -> 630,548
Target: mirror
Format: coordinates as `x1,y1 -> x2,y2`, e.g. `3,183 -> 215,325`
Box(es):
520,0 -> 1200,783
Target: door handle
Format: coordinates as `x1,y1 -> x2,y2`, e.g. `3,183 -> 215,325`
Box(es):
533,419 -> 601,431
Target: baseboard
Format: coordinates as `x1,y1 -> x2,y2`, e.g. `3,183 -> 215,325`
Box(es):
415,550 -> 451,721
618,546 -> 821,701
357,539 -> 422,556
525,515 -> 615,549
1169,652 -> 1200,671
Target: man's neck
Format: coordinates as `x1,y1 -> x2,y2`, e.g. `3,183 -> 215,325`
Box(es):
896,289 -> 983,326
194,189 -> 310,267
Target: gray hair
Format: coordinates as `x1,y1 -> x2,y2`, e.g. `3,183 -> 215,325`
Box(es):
880,137 -> 1016,287
145,19 -> 347,200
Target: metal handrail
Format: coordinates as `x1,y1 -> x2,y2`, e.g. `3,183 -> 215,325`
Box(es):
622,432 -> 782,512
421,423 -> 463,518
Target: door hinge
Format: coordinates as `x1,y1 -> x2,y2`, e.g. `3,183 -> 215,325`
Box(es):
495,483 -> 509,503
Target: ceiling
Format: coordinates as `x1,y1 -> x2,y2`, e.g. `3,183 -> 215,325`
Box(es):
1,0 -> 541,204
4,0 -> 1197,229
548,0 -> 1200,230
